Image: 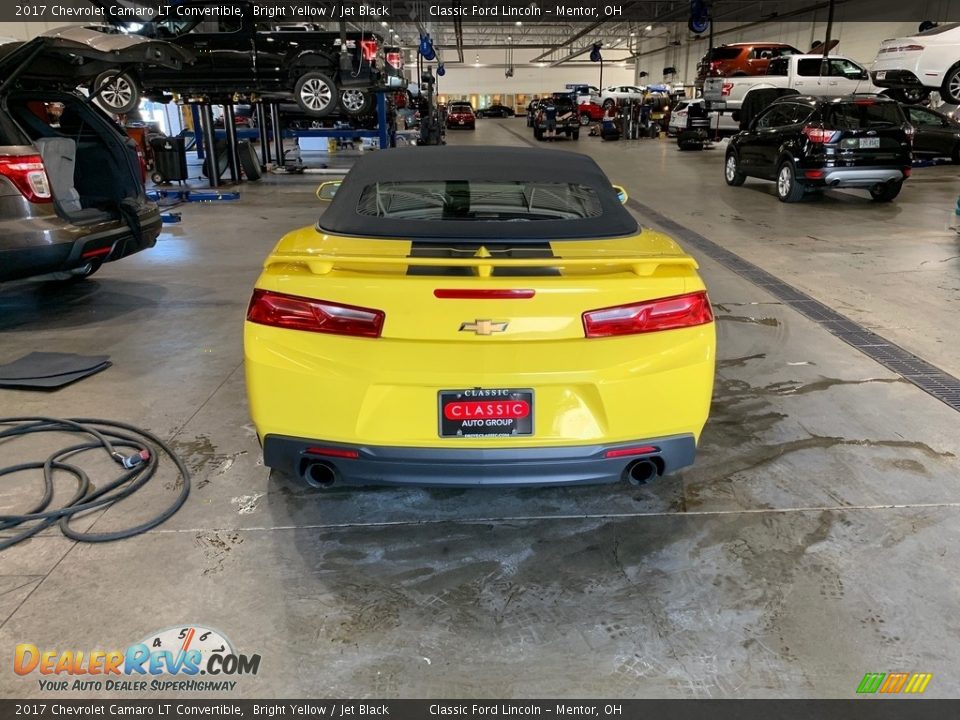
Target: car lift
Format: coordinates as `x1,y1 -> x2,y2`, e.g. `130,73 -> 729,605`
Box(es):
185,92 -> 395,189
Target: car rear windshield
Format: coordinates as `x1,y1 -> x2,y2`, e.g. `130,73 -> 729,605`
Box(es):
708,48 -> 743,60
356,181 -> 603,222
824,102 -> 905,129
918,22 -> 960,36
449,104 -> 472,113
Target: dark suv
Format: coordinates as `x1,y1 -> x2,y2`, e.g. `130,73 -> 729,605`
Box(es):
93,1 -> 385,118
724,95 -> 912,203
0,28 -> 187,283
533,93 -> 580,141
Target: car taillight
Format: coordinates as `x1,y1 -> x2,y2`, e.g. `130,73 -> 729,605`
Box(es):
582,291 -> 713,338
134,145 -> 147,185
803,126 -> 841,144
360,39 -> 379,62
246,289 -> 384,338
905,124 -> 916,145
0,154 -> 52,203
386,51 -> 403,69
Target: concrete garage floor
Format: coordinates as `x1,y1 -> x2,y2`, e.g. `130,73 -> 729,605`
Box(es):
1,120 -> 959,698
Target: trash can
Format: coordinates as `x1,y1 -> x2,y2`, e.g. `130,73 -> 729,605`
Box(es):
149,136 -> 188,184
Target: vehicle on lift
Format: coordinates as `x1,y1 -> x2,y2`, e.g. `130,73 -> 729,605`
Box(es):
600,85 -> 646,109
533,93 -> 580,140
696,42 -> 801,85
902,103 -> 960,162
91,0 -> 385,119
476,104 -> 515,118
446,103 -> 476,130
244,147 -> 716,489
0,28 -> 188,282
871,22 -> 960,104
705,54 -> 884,115
668,98 -> 739,137
724,95 -> 913,203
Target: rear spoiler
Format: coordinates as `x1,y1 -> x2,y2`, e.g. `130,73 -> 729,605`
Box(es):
264,252 -> 698,278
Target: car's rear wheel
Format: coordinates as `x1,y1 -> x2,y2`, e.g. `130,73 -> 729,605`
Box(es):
952,143 -> 960,164
294,72 -> 337,117
724,152 -> 746,186
534,128 -> 544,140
92,71 -> 140,115
603,99 -> 615,110
943,64 -> 960,104
869,181 -> 903,202
579,114 -> 591,126
572,130 -> 580,140
776,162 -> 805,202
339,87 -> 374,116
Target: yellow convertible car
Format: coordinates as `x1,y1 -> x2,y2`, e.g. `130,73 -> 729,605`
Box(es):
244,147 -> 715,488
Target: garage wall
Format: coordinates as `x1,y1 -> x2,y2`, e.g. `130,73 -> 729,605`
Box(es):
630,0 -> 960,86
427,48 -> 634,95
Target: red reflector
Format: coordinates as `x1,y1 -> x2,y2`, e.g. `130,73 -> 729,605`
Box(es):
81,246 -> 112,259
605,446 -> 658,459
246,289 -> 384,338
0,154 -> 52,203
903,167 -> 912,177
583,291 -> 714,338
305,447 -> 360,459
805,170 -> 825,179
434,289 -> 535,299
443,400 -> 530,421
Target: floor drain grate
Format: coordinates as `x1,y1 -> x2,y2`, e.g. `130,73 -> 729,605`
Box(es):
628,198 -> 960,414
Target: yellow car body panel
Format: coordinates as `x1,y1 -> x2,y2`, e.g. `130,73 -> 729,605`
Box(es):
245,228 -> 715,469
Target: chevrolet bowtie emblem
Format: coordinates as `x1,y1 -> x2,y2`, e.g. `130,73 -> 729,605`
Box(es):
459,319 -> 509,335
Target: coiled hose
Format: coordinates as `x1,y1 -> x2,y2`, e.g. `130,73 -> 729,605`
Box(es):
0,417 -> 190,551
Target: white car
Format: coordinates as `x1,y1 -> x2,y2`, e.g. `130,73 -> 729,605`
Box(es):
871,22 -> 960,103
600,85 -> 646,108
667,99 -> 740,136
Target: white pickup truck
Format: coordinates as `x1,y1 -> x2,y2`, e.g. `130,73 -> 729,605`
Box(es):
704,54 -> 884,112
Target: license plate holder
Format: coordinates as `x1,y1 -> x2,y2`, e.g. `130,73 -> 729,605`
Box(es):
439,389 -> 534,438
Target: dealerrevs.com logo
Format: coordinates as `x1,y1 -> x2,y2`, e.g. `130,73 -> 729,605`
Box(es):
14,625 -> 261,693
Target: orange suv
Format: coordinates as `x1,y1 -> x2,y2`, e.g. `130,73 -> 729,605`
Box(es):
696,43 -> 800,84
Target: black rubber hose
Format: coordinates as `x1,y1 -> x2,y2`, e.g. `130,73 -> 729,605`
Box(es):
0,417 -> 190,550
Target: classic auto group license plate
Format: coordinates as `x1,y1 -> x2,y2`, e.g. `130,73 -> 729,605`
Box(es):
439,388 -> 534,438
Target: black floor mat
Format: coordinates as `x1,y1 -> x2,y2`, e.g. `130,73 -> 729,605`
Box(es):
0,352 -> 111,389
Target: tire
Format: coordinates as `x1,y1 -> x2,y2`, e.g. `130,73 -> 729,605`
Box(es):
534,128 -> 544,141
869,181 -> 903,202
339,87 -> 374,116
952,143 -> 960,164
150,171 -> 165,185
776,161 -> 805,202
724,151 -> 747,186
603,99 -> 615,110
883,88 -> 931,105
92,71 -> 140,115
943,64 -> 960,104
572,130 -> 580,140
579,114 -> 591,126
294,71 -> 337,117
238,140 -> 262,181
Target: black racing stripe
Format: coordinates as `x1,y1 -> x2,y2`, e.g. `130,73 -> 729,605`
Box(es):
406,242 -> 561,276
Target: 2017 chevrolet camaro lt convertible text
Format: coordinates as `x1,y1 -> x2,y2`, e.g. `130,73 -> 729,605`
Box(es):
244,147 -> 716,488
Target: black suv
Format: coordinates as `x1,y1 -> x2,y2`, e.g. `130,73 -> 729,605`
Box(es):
94,1 -> 385,118
533,93 -> 580,141
724,95 -> 912,203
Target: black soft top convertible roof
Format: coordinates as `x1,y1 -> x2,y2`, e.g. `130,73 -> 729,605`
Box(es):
317,146 -> 639,240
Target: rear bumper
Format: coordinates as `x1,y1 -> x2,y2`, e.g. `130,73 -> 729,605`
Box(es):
870,69 -> 924,88
805,167 -> 906,188
0,205 -> 160,282
263,434 -> 697,487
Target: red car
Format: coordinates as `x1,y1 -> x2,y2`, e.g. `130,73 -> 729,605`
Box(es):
696,42 -> 800,84
446,102 -> 476,130
578,102 -> 605,125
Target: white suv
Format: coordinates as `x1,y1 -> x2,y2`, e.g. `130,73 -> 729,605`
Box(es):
871,22 -> 960,103
600,85 -> 646,108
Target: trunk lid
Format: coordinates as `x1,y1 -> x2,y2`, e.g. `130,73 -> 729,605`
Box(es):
259,232 -> 703,343
820,99 -> 910,165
